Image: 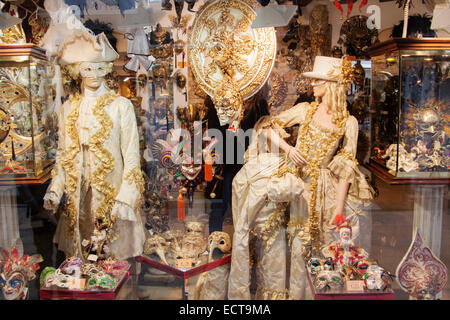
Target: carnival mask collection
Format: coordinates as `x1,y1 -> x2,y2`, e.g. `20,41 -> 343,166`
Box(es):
39,257 -> 129,291
307,257 -> 393,292
371,60 -> 449,175
144,221 -> 231,268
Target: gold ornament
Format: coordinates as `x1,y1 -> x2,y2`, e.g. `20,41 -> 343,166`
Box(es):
189,0 -> 276,114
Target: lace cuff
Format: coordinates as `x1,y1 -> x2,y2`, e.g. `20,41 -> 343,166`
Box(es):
111,201 -> 136,222
328,152 -> 373,201
43,191 -> 59,212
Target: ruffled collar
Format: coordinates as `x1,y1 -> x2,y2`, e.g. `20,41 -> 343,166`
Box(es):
83,82 -> 109,98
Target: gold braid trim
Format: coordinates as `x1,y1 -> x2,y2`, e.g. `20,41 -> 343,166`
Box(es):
256,285 -> 289,300
252,202 -> 289,252
286,219 -> 305,248
124,167 -> 145,209
296,102 -> 346,259
51,166 -> 58,178
61,94 -> 82,241
337,148 -> 359,165
89,91 -> 120,243
273,165 -> 300,179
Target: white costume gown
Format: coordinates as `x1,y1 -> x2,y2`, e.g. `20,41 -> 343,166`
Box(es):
228,102 -> 373,299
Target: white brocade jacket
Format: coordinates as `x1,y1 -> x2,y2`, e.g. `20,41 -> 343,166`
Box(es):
46,83 -> 145,260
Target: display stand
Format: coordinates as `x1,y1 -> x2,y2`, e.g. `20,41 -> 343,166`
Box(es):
135,255 -> 231,300
365,163 -> 448,256
305,269 -> 395,300
365,165 -> 448,299
39,268 -> 131,300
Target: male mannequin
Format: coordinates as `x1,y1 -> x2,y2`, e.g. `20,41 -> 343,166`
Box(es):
43,31 -> 145,261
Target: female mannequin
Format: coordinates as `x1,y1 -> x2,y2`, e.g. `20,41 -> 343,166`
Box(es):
228,56 -> 373,299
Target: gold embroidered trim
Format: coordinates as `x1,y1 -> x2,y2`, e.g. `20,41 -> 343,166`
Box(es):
273,165 -> 299,179
124,167 -> 145,209
63,94 -> 82,195
125,167 -> 145,193
252,202 -> 289,252
296,102 -> 346,259
89,91 -> 120,243
61,94 -> 82,244
286,220 -> 305,248
256,285 -> 289,300
337,148 -> 359,165
51,166 -> 58,178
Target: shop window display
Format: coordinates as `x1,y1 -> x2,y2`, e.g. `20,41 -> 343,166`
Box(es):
0,0 -> 448,303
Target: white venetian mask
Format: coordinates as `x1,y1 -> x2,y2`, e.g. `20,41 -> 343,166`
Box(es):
79,62 -> 108,79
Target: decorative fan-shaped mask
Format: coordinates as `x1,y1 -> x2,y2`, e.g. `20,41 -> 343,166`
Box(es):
396,230 -> 448,299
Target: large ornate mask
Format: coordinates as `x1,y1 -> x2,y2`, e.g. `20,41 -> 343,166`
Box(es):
415,105 -> 441,139
338,15 -> 378,59
180,236 -> 207,260
212,82 -> 243,127
189,0 -> 276,127
162,230 -> 183,252
310,5 -> 328,35
396,230 -> 448,300
179,222 -> 207,259
149,24 -> 173,59
185,222 -> 205,237
1,271 -> 26,300
175,72 -> 187,90
208,231 -> 231,261
152,64 -> 168,86
144,235 -> 170,265
0,247 -> 42,300
352,60 -> 366,87
181,159 -> 202,180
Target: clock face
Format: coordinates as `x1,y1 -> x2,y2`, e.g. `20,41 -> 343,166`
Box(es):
0,80 -> 39,158
0,108 -> 10,144
188,0 -> 277,101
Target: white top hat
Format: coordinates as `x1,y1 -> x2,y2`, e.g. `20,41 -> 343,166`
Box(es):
302,56 -> 343,82
58,30 -> 119,66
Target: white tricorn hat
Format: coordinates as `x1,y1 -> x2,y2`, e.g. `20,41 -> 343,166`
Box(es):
58,30 -> 119,66
302,56 -> 343,82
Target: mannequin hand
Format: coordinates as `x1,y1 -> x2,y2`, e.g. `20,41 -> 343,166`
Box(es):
43,192 -> 59,213
288,147 -> 307,167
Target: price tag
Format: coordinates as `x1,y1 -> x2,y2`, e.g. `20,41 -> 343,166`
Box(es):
346,280 -> 365,292
87,254 -> 98,262
177,61 -> 186,68
177,258 -> 193,269
69,278 -> 86,290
